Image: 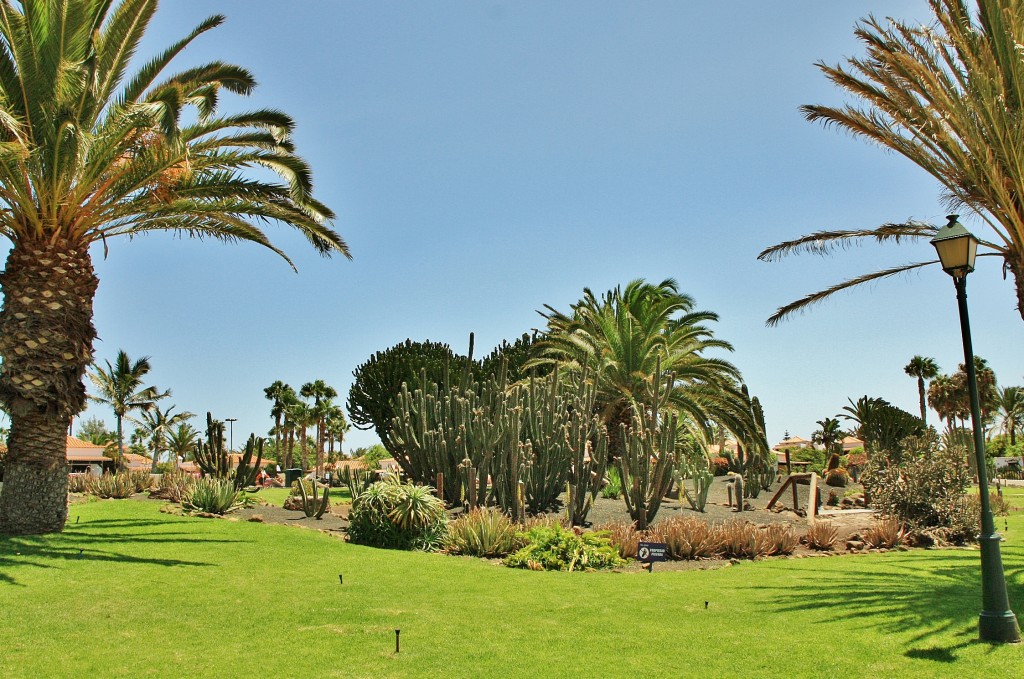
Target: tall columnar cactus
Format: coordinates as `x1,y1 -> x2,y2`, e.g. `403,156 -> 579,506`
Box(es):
617,364 -> 681,530
234,434 -> 265,490
194,413 -> 229,479
731,385 -> 776,498
193,413 -> 264,490
678,444 -> 713,512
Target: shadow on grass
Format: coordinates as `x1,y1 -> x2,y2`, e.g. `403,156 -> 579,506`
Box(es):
750,549 -> 1023,662
0,517 -> 230,586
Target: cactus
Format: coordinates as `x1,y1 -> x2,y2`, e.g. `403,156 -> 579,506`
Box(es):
617,360 -> 680,530
194,413 -> 229,479
338,465 -> 375,500
727,386 -> 776,498
192,413 -> 264,490
297,478 -> 331,518
678,449 -> 713,512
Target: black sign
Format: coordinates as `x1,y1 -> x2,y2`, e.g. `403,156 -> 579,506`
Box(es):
637,541 -> 667,563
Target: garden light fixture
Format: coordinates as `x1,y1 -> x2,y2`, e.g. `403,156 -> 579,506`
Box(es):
930,217 -> 1020,644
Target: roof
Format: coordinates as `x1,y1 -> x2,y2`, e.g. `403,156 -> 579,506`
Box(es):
773,436 -> 812,451
66,435 -> 110,462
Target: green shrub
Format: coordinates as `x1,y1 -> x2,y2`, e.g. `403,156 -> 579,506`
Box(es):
786,446 -> 827,471
503,524 -> 623,572
861,430 -> 975,542
445,507 -> 521,557
347,480 -> 448,551
182,477 -> 244,515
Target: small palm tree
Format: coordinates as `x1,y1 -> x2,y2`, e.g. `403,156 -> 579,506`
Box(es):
166,422 -> 200,466
87,351 -> 168,465
137,405 -> 194,471
995,386 -> 1024,446
812,417 -> 845,457
0,1 -> 349,534
904,356 -> 940,425
759,1 -> 1024,325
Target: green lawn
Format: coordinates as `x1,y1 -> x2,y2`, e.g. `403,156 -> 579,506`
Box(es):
1,492 -> 1022,678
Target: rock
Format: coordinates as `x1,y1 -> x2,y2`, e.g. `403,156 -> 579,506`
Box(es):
846,540 -> 865,551
248,514 -> 264,523
854,498 -> 866,507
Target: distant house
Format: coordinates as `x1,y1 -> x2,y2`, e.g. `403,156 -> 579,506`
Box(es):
66,436 -> 114,474
841,436 -> 865,453
708,440 -> 739,457
773,436 -> 812,451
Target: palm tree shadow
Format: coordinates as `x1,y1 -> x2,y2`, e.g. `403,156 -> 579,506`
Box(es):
747,549 -> 1023,656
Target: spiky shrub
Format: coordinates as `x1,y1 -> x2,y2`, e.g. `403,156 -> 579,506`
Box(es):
503,524 -> 624,572
182,477 -> 244,515
600,466 -> 622,499
445,507 -> 521,557
717,520 -> 770,560
660,516 -> 721,560
126,470 -> 153,493
68,473 -> 91,494
347,480 -> 448,551
760,524 -> 800,556
150,469 -> 195,503
805,521 -> 839,551
824,467 -> 849,488
862,518 -> 905,549
338,465 -> 375,501
86,472 -> 136,499
599,521 -> 665,560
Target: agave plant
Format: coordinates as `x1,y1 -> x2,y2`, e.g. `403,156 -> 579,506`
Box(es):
182,477 -> 244,515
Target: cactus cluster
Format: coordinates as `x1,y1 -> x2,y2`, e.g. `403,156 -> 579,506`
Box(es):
390,347 -> 609,524
193,412 -> 264,490
727,385 -> 776,499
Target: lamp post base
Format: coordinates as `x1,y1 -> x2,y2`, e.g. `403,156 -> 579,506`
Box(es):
978,534 -> 1021,643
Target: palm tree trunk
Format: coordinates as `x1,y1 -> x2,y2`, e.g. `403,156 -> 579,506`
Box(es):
0,238 -> 98,534
1009,252 -> 1024,323
917,377 -> 927,425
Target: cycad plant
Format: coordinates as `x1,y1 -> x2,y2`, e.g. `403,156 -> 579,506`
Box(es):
760,1 -> 1024,324
0,1 -> 348,535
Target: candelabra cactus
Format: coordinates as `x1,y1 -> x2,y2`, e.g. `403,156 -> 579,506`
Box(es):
297,478 -> 330,519
193,413 -> 263,490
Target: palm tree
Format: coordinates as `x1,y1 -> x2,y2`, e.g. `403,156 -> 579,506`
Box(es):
264,380 -> 293,470
87,351 -> 168,467
300,379 -> 338,476
994,386 -> 1024,446
759,1 -> 1024,324
286,399 -> 314,473
136,405 -> 194,471
839,396 -> 884,440
166,422 -> 200,466
812,417 -> 845,457
528,279 -> 756,458
324,406 -> 349,461
904,356 -> 940,425
0,2 -> 349,534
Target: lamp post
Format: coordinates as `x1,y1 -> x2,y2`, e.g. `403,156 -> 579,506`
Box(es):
225,418 -> 237,453
930,215 -> 1021,643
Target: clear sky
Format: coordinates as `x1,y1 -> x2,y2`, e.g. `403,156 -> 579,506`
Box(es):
67,1 -> 1022,451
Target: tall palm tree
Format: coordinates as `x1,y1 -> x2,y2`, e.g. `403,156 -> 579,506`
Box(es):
759,1 -> 1024,324
528,279 -> 756,457
136,404 -> 194,471
0,2 -> 349,534
995,385 -> 1024,446
86,350 -> 168,467
904,356 -> 940,425
264,380 -> 293,469
286,398 -> 314,473
166,421 -> 200,466
300,379 -> 337,476
324,405 -> 349,461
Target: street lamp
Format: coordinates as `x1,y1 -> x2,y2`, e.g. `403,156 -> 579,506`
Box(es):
225,418 -> 237,453
930,215 -> 1021,643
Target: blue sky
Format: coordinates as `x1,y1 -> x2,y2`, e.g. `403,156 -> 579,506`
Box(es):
69,1 -> 1022,450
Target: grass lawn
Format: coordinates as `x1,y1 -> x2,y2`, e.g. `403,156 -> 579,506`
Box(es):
1,491 -> 1023,678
